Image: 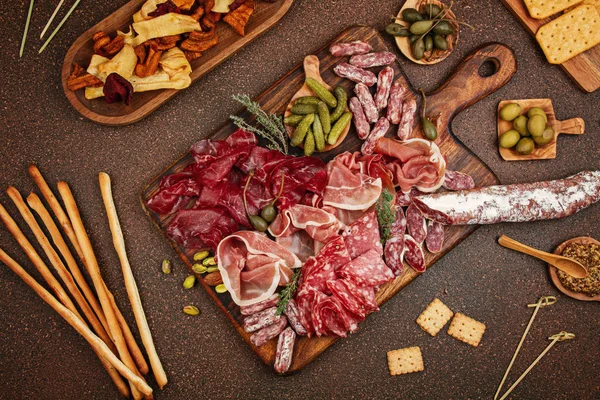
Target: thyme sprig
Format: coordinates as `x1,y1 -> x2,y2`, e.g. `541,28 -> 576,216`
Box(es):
276,268 -> 301,316
231,94 -> 289,154
375,189 -> 396,245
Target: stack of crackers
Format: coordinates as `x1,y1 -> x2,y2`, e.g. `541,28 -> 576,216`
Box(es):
524,0 -> 600,64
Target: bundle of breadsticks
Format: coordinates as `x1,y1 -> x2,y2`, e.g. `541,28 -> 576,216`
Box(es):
0,165 -> 166,399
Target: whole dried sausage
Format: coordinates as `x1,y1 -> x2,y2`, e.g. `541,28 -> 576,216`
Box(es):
334,63 -> 377,86
330,40 -> 373,57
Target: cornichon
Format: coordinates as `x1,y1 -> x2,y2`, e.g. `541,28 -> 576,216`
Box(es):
290,103 -> 318,115
284,114 -> 304,126
193,251 -> 209,261
304,129 -> 315,156
327,112 -> 352,145
317,101 -> 331,135
305,78 -> 337,108
291,114 -> 314,146
312,115 -> 325,152
296,96 -> 321,105
183,275 -> 196,289
330,86 -> 347,122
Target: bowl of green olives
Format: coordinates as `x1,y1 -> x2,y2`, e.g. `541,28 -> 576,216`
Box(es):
497,99 -> 585,161
388,0 -> 459,65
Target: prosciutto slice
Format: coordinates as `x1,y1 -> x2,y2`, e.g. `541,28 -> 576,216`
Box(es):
268,204 -> 341,243
217,231 -> 301,306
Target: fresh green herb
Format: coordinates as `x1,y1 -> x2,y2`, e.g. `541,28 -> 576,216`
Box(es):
230,94 -> 289,155
276,268 -> 301,316
375,189 -> 396,245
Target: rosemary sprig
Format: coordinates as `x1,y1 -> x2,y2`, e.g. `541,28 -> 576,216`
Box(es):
375,189 -> 396,245
231,94 -> 288,155
276,268 -> 301,316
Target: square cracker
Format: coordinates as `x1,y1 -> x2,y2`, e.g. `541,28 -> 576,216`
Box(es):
387,346 -> 424,376
416,298 -> 454,337
536,5 -> 600,64
447,313 -> 486,347
524,0 -> 582,19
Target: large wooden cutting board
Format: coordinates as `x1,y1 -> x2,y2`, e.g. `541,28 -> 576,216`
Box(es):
61,0 -> 294,125
501,0 -> 600,92
141,25 -> 513,373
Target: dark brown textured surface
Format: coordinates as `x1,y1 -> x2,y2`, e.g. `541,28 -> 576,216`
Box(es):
1,0 -> 599,399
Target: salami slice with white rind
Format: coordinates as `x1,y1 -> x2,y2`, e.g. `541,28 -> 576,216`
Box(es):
406,203 -> 427,243
250,317 -> 287,347
374,66 -> 394,110
389,204 -> 406,237
425,220 -> 444,253
413,171 -> 600,225
349,51 -> 396,68
349,97 -> 371,140
354,83 -> 379,123
330,40 -> 373,57
274,327 -> 296,373
404,235 -> 426,272
384,235 -> 405,276
396,188 -> 424,207
334,63 -> 377,86
443,170 -> 475,191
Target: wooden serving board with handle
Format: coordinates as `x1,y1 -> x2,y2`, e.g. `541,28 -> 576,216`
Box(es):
497,98 -> 585,161
141,25 -> 515,373
501,0 -> 600,92
61,0 -> 294,126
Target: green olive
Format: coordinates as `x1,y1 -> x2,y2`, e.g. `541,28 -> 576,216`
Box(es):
512,115 -> 528,135
260,204 -> 277,223
516,138 -> 535,155
423,4 -> 443,18
386,23 -> 410,37
410,20 -> 434,35
527,114 -> 546,137
432,21 -> 455,35
424,35 -> 433,52
533,126 -> 555,146
422,117 -> 438,140
433,34 -> 448,50
412,38 -> 425,60
499,130 -> 521,148
499,103 -> 522,121
249,215 -> 268,232
402,8 -> 424,23
527,107 -> 548,123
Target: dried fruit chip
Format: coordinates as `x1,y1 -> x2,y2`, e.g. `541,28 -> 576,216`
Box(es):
223,0 -> 254,35
103,73 -> 133,106
148,0 -> 180,17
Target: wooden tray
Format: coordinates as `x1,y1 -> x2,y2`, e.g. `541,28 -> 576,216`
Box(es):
61,0 -> 294,125
141,25 -> 513,373
497,98 -> 585,161
501,0 -> 600,92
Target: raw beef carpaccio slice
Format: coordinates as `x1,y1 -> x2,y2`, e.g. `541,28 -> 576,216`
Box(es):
443,170 -> 475,191
240,294 -> 279,315
274,327 -> 296,373
425,220 -> 444,253
330,40 -> 373,57
284,299 -> 308,336
327,279 -> 367,319
349,51 -> 396,68
243,307 -> 283,333
374,66 -> 394,110
337,249 -> 394,287
404,235 -> 426,272
218,231 -> 302,306
406,203 -> 427,243
322,156 -> 382,211
413,171 -> 600,225
250,317 -> 287,347
334,63 -> 377,86
386,81 -> 406,124
384,235 -> 405,276
349,97 -> 371,140
342,210 -> 383,259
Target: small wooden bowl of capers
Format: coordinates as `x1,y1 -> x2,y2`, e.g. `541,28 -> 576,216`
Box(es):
389,0 -> 459,65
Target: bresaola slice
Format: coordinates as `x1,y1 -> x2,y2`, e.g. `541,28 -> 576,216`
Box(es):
337,249 -> 394,287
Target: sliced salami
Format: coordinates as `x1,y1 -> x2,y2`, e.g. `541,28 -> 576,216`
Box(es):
295,289 -> 317,336
389,203 -> 406,236
334,63 -> 377,86
361,117 -> 390,156
250,317 -> 287,347
327,279 -> 368,319
413,171 -> 600,225
342,211 -> 383,259
425,220 -> 444,253
355,285 -> 379,312
240,294 -> 279,315
330,40 -> 373,57
274,327 -> 296,373
243,307 -> 282,333
374,66 -> 394,111
404,234 -> 426,272
396,188 -> 424,207
313,295 -> 357,337
337,249 -> 394,287
443,170 -> 475,191
406,203 -> 427,243
301,236 -> 351,293
349,51 -> 396,68
397,98 -> 417,140
354,83 -> 379,123
384,234 -> 405,276
349,97 -> 371,140
284,299 -> 308,336
387,81 -> 406,124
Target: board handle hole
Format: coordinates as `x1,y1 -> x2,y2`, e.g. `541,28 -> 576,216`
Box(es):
478,58 -> 499,78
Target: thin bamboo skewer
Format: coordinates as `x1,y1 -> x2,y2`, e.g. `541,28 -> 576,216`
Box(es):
19,0 -> 35,57
99,173 -> 168,388
28,165 -> 148,374
57,181 -> 146,400
0,248 -> 148,397
39,0 -> 81,54
40,0 -> 65,39
6,187 -> 116,354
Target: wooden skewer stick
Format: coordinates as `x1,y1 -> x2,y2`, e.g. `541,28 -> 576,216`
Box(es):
0,248 -> 148,397
0,202 -> 81,320
39,0 -> 81,54
40,0 -> 65,39
28,165 -> 148,374
19,0 -> 34,57
57,181 -> 146,400
6,187 -> 117,354
99,173 -> 168,389
27,192 -> 112,335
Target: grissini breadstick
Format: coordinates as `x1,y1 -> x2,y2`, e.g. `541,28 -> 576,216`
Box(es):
57,181 -> 145,400
99,173 -> 168,388
28,165 -> 148,374
27,192 -> 111,335
0,202 -> 81,320
6,187 -> 117,354
0,248 -> 148,397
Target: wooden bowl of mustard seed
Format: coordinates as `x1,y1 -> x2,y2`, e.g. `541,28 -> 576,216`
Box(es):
549,237 -> 600,302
